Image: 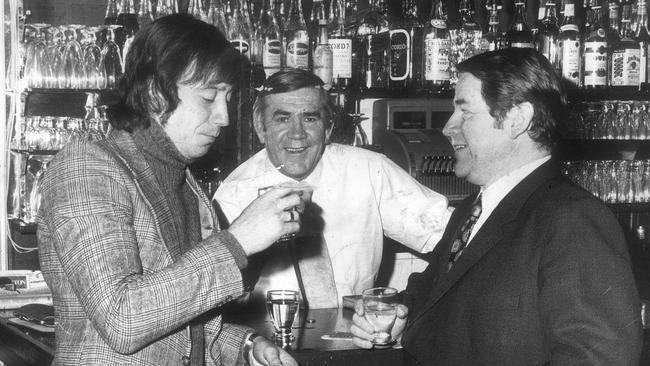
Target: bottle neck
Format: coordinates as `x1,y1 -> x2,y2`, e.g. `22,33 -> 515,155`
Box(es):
512,3 -> 529,30
561,2 -> 576,25
636,1 -> 648,32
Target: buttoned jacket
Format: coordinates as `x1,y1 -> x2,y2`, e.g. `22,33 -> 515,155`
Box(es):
38,129 -> 251,365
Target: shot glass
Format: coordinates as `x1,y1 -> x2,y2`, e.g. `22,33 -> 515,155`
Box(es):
266,289 -> 300,342
362,286 -> 398,348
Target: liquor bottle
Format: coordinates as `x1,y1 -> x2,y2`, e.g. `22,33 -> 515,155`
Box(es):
505,1 -> 535,48
309,0 -> 326,70
359,0 -> 390,92
558,0 -> 582,86
459,0 -> 483,59
608,0 -> 621,38
313,18 -> 333,89
535,0 -> 560,70
274,0 -> 286,32
228,0 -> 252,60
116,0 -> 139,61
389,0 -> 423,91
582,0 -> 608,89
137,0 -> 154,29
421,0 -> 451,94
257,0 -> 283,79
284,0 -> 310,70
156,0 -> 178,18
610,0 -> 640,88
207,0 -> 229,35
328,0 -> 353,92
105,0 -> 118,25
635,0 -> 650,91
482,0 -> 505,52
188,0 -> 206,22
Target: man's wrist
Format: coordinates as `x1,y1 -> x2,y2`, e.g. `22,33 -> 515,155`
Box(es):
242,332 -> 260,365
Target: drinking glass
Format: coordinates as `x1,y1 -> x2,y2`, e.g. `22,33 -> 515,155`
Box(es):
82,26 -> 106,89
44,26 -> 65,88
362,286 -> 398,348
101,24 -> 124,89
60,24 -> 85,89
257,184 -> 313,242
23,23 -> 50,88
266,289 -> 300,342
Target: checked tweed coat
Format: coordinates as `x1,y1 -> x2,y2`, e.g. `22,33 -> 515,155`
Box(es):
37,129 -> 253,365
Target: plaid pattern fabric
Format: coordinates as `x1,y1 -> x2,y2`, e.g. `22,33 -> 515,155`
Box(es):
448,194 -> 482,270
37,130 -> 252,365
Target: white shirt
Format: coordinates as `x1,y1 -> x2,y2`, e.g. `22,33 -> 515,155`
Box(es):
468,155 -> 551,244
214,144 -> 452,307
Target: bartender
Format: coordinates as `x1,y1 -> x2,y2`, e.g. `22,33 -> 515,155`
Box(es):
214,68 -> 452,309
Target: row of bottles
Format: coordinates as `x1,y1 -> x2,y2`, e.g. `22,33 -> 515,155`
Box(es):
100,0 -> 650,96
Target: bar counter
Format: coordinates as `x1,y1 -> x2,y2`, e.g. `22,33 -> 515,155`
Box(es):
2,308 -> 650,366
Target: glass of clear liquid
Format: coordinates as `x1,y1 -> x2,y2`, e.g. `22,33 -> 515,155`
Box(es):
266,289 -> 300,342
362,286 -> 398,348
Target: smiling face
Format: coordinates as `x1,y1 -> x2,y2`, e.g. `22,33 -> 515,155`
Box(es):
163,80 -> 233,161
254,87 -> 331,181
443,72 -> 515,187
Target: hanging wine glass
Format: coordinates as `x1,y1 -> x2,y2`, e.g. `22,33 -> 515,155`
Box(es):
43,26 -> 64,88
59,24 -> 85,89
82,26 -> 107,89
101,24 -> 124,89
23,23 -> 50,88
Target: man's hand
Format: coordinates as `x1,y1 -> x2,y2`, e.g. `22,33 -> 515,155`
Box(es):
228,187 -> 306,256
350,298 -> 409,349
249,336 -> 298,366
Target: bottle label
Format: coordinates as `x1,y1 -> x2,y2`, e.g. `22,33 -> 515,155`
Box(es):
263,39 -> 282,77
365,32 -> 390,89
313,44 -> 333,89
583,41 -> 608,86
560,39 -> 581,84
611,48 -> 641,86
389,29 -> 410,81
564,4 -> 575,17
560,24 -> 579,32
424,38 -> 451,81
328,38 -> 352,79
231,39 -> 250,58
286,39 -> 309,70
510,42 -> 535,48
431,19 -> 447,29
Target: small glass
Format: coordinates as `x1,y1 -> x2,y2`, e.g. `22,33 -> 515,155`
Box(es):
362,286 -> 398,348
266,289 -> 300,342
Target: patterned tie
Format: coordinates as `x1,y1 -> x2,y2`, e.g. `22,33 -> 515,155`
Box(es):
448,194 -> 482,271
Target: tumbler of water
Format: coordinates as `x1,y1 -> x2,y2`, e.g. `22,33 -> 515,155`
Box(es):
266,289 -> 300,342
362,286 -> 398,348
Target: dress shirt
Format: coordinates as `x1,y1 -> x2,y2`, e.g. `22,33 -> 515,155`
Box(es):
214,144 -> 452,307
468,155 -> 551,245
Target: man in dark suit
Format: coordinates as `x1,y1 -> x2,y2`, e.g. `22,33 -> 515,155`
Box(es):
350,48 -> 643,365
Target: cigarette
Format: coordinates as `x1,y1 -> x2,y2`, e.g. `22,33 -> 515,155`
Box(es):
275,164 -> 285,170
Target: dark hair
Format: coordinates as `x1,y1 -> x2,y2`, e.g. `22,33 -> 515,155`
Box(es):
456,48 -> 567,151
107,13 -> 244,131
253,68 -> 336,129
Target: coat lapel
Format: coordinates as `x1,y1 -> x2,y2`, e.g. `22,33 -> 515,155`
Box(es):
409,160 -> 561,324
99,130 -> 184,262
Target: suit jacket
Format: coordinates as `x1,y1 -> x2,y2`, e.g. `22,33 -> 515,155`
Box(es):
401,160 -> 643,366
38,129 -> 251,365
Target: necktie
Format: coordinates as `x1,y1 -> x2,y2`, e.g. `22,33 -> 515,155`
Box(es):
448,195 -> 482,271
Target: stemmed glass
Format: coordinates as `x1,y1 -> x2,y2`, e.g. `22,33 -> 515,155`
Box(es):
82,26 -> 107,89
43,26 -> 65,88
59,24 -> 85,89
101,24 -> 124,89
23,23 -> 50,88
